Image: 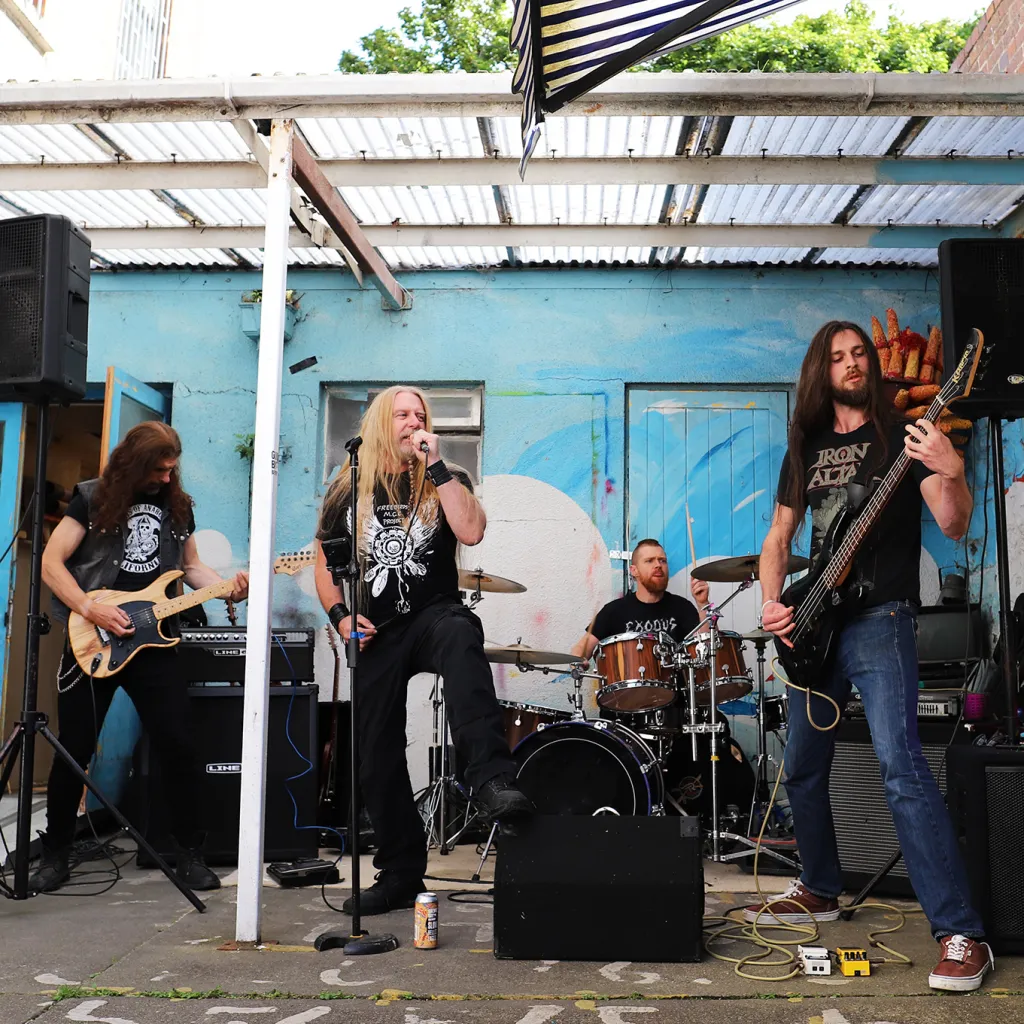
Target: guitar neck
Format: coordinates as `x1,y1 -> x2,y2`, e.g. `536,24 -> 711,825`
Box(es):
822,397 -> 945,589
153,579 -> 235,620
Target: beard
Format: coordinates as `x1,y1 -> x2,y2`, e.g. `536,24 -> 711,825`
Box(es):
640,574 -> 668,594
831,376 -> 870,408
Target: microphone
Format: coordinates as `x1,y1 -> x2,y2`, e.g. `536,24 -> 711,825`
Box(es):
419,441 -> 430,454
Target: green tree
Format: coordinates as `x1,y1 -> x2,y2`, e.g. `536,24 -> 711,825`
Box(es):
339,0 -> 979,75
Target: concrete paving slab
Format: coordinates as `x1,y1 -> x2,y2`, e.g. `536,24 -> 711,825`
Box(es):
25,994 -> 1024,1024
0,992 -> 57,1024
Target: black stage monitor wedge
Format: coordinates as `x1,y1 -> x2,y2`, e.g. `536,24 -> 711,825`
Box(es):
133,685 -> 319,866
939,238 -> 1024,419
0,214 -> 90,401
947,743 -> 1024,955
494,815 -> 704,962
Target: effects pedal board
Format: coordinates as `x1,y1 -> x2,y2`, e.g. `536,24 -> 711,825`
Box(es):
267,858 -> 341,888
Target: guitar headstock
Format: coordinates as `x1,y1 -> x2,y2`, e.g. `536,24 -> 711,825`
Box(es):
274,550 -> 316,575
937,328 -> 984,409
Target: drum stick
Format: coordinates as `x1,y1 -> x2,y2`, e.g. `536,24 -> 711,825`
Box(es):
685,500 -> 698,570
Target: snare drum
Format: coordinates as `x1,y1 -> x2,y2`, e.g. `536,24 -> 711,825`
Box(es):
595,632 -> 674,713
498,700 -> 570,751
682,630 -> 753,705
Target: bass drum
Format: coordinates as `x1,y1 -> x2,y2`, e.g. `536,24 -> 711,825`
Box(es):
512,720 -> 664,816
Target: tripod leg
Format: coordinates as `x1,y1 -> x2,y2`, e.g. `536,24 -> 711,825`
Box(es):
472,821 -> 498,883
38,725 -> 206,912
0,725 -> 24,799
839,847 -> 903,920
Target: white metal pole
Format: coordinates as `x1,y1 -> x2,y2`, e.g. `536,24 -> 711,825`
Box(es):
234,117 -> 294,943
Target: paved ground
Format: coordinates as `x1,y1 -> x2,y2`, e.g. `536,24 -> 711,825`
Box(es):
1,844 -> 1020,1024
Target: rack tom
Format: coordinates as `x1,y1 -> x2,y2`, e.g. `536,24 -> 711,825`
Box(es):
595,631 -> 674,713
682,630 -> 753,705
499,700 -> 570,751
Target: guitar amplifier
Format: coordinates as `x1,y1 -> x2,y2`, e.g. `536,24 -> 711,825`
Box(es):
829,719 -> 965,896
177,627 -> 315,682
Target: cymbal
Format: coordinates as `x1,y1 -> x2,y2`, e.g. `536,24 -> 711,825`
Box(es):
740,628 -> 776,642
484,643 -> 576,666
459,569 -> 526,594
691,554 -> 810,583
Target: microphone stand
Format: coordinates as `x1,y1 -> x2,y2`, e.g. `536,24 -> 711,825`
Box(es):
315,435 -> 398,956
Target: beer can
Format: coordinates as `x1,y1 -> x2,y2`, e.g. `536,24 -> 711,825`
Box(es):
413,891 -> 439,949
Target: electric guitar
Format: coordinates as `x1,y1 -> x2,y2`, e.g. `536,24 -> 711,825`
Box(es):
775,330 -> 984,690
68,549 -> 316,678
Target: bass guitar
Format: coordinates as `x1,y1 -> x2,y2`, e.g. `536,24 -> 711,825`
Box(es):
775,330 -> 984,690
68,549 -> 315,678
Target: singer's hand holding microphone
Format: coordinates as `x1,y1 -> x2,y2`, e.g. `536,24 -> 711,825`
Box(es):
410,429 -> 440,464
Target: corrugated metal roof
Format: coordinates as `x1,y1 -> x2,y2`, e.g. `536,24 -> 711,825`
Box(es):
0,89 -> 1020,272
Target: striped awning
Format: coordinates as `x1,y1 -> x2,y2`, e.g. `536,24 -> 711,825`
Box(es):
511,0 -> 806,174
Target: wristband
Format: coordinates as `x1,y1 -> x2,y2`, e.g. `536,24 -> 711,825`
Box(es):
327,602 -> 349,630
761,600 -> 778,613
426,459 -> 454,487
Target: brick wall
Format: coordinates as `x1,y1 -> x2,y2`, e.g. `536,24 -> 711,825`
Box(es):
951,0 -> 1024,72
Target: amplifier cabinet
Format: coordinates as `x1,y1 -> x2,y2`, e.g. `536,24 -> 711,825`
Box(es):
828,719 -> 964,896
947,744 -> 1024,954
177,627 -> 315,682
134,685 -> 318,866
494,815 -> 704,962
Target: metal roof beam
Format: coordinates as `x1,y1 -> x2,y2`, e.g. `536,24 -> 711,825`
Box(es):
1,73 -> 1023,124
289,135 -> 411,310
5,156 -> 1024,190
85,223 -> 1001,250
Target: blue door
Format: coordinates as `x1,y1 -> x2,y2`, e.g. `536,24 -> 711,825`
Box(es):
0,404 -> 25,716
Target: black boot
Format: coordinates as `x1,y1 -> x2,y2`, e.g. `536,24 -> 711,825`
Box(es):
342,871 -> 423,915
474,775 -> 534,823
28,838 -> 71,894
171,834 -> 220,892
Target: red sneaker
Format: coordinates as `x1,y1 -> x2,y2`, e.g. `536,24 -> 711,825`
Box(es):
742,879 -> 841,924
928,934 -> 994,992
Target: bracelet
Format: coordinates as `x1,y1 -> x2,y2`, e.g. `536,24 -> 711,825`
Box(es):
327,602 -> 349,630
761,600 -> 778,613
425,459 -> 454,487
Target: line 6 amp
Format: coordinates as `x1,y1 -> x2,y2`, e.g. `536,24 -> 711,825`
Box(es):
178,627 -> 315,682
494,815 -> 703,962
133,685 -> 318,866
947,743 -> 1024,954
829,718 -> 965,896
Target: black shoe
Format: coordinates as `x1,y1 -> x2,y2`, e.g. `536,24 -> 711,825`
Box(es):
342,872 -> 423,916
28,846 -> 71,894
475,775 -> 534,823
172,842 -> 221,892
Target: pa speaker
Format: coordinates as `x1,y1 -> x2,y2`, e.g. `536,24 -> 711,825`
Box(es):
494,815 -> 704,962
829,719 -> 964,896
939,238 -> 1024,419
947,744 -> 1024,954
133,685 -> 319,866
0,214 -> 90,401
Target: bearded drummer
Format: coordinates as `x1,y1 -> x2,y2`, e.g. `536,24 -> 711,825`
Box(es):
571,539 -> 709,660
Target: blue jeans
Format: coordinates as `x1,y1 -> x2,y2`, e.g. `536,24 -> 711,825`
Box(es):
783,600 -> 983,939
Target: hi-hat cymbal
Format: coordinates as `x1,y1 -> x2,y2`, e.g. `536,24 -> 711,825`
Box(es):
740,628 -> 776,642
459,569 -> 527,594
484,643 -> 576,665
691,554 -> 810,583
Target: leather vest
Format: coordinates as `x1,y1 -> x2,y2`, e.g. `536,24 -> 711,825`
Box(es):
51,478 -> 190,626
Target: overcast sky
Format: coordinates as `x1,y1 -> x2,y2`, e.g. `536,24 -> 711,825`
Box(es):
263,0 -> 985,76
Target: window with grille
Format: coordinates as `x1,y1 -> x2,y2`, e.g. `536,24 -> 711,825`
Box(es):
323,385 -> 483,488
114,0 -> 172,79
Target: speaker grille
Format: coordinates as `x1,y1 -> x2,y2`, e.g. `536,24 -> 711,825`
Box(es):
985,766 -> 1024,936
0,217 -> 44,379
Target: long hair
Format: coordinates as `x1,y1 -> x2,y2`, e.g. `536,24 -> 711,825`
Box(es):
784,320 -> 891,519
92,421 -> 193,531
318,385 -> 440,544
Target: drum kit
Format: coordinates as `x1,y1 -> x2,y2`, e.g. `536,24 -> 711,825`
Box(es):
420,556 -> 808,871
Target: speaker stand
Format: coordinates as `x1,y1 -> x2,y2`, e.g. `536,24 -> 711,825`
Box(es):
0,397 -> 204,910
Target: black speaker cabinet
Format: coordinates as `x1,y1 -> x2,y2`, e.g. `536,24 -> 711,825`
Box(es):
494,815 -> 704,962
0,214 -> 90,401
947,744 -> 1024,954
133,685 -> 319,866
939,238 -> 1024,419
829,719 -> 963,896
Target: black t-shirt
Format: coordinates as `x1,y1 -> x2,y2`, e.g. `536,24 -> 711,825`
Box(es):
66,489 -> 195,592
590,591 -> 701,646
776,420 -> 934,608
319,469 -> 473,625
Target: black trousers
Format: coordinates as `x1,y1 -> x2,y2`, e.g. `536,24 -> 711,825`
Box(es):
356,600 -> 514,880
44,642 -> 202,850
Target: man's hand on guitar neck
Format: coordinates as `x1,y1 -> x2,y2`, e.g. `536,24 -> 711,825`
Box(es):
81,598 -> 134,637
